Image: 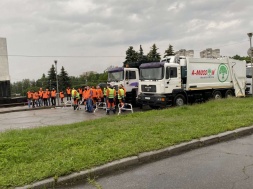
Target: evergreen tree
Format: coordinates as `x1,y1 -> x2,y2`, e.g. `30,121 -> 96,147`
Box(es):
36,73 -> 47,89
147,44 -> 161,62
59,66 -> 71,91
123,46 -> 138,66
47,65 -> 57,90
164,44 -> 175,57
137,45 -> 148,63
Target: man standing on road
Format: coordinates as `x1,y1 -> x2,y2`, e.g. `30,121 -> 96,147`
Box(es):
27,90 -> 33,108
51,88 -> 56,106
66,87 -> 71,101
106,85 -> 116,115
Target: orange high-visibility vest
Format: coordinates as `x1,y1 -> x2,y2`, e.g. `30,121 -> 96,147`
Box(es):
51,90 -> 56,97
96,88 -> 103,98
33,92 -> 39,100
38,90 -> 43,98
92,88 -> 97,98
60,92 -> 64,98
27,91 -> 32,99
66,88 -> 71,95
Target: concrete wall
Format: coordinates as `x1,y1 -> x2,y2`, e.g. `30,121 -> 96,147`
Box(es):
0,38 -> 10,81
0,38 -> 11,97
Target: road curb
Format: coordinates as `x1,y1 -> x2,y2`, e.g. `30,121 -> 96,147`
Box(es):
16,125 -> 253,189
0,106 -> 62,114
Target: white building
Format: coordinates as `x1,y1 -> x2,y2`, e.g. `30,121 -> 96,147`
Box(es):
0,38 -> 11,97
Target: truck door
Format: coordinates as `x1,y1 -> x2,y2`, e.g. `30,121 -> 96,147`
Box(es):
164,66 -> 181,93
125,70 -> 138,92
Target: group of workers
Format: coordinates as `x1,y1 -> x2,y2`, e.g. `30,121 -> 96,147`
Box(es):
70,84 -> 126,114
26,88 -> 65,108
27,84 -> 126,114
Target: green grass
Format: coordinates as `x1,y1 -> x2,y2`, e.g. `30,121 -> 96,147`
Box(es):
1,97 -> 253,188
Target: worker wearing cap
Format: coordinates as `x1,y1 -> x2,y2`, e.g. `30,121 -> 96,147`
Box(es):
106,84 -> 116,115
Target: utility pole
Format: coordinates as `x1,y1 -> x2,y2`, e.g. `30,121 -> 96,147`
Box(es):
54,60 -> 60,106
247,32 -> 253,96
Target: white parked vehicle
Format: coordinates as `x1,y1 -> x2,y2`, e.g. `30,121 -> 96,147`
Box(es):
107,63 -> 141,105
137,56 -> 247,109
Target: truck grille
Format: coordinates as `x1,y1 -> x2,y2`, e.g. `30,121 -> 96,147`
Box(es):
141,85 -> 156,92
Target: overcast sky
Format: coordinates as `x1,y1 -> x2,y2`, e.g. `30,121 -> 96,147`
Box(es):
1,0 -> 253,82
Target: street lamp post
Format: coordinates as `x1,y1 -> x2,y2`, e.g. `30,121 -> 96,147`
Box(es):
247,33 -> 253,96
54,60 -> 60,106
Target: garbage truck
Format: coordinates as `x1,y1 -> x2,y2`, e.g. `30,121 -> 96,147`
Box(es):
246,63 -> 253,95
137,56 -> 247,109
107,62 -> 144,106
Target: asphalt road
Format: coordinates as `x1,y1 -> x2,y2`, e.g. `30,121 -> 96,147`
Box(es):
0,105 -> 109,132
57,134 -> 253,189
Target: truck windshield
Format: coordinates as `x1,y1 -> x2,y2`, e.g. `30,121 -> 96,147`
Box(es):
246,67 -> 252,78
108,71 -> 124,81
140,67 -> 164,80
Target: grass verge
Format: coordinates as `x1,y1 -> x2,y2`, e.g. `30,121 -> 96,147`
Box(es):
1,97 -> 253,188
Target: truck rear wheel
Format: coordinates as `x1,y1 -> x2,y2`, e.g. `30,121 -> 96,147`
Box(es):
212,90 -> 222,99
174,94 -> 186,106
225,90 -> 233,98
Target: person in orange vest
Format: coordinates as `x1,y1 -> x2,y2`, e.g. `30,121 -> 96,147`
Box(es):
60,91 -> 64,103
66,87 -> 72,101
51,88 -> 57,106
91,86 -> 97,104
38,88 -> 43,106
96,85 -> 103,102
82,86 -> 87,107
32,91 -> 39,108
42,89 -> 48,106
27,90 -> 33,108
106,84 -> 116,115
86,86 -> 93,112
47,89 -> 51,106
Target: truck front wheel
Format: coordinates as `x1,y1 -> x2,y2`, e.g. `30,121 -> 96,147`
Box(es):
174,94 -> 186,106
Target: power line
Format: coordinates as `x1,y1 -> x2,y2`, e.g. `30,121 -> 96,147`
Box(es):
0,54 -> 125,58
0,40 -> 249,57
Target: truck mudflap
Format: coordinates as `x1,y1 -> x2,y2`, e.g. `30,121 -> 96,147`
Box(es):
137,93 -> 168,108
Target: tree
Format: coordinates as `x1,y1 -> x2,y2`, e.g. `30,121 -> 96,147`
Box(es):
58,66 -> 71,91
137,45 -> 148,63
147,44 -> 161,62
36,73 -> 47,88
123,46 -> 138,66
47,65 -> 57,90
164,44 -> 175,57
232,55 -> 251,63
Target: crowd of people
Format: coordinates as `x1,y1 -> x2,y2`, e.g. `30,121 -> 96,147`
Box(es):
26,84 -> 126,115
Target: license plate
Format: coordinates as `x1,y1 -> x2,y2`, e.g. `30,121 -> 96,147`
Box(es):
145,97 -> 150,100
